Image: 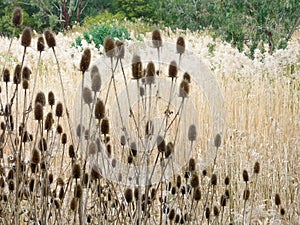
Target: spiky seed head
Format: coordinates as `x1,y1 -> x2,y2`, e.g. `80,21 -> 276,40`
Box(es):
89,142 -> 97,156
55,102 -> 63,117
35,92 -> 46,106
72,163 -> 81,179
179,80 -> 189,98
37,36 -> 45,52
13,64 -> 21,84
194,187 -> 201,201
157,136 -> 166,153
44,30 -> 56,48
176,175 -> 182,188
130,142 -> 137,157
188,124 -> 197,141
211,174 -> 217,186
39,138 -> 47,151
12,7 -> 22,27
90,65 -> 100,79
74,184 -> 82,198
91,165 -> 101,180
176,36 -> 185,54
254,161 -> 260,174
95,99 -> 105,120
57,177 -> 64,186
83,87 -> 93,104
188,158 -> 196,171
92,75 -> 101,92
169,209 -> 175,221
101,118 -> 110,135
242,170 -> 249,182
111,158 -> 117,168
175,214 -> 180,223
225,189 -> 230,198
80,48 -> 91,72
275,193 -> 281,206
70,197 -> 77,211
243,188 -> 250,201
115,40 -> 124,58
62,133 -> 67,144
69,145 -> 75,158
213,206 -> 220,217
124,188 -> 133,203
44,113 -> 54,131
8,180 -> 15,191
205,207 -> 210,219
3,69 -> 10,83
59,186 -> 64,200
22,79 -> 29,89
48,91 -> 55,107
120,135 -> 126,146
152,29 -> 162,48
224,176 -> 230,185
22,66 -> 31,80
104,37 -> 115,58
183,72 -> 191,83
31,148 -> 40,164
168,60 -> 178,79
146,61 -> 155,84
191,174 -> 199,188
214,133 -> 221,148
76,124 -> 85,137
57,125 -> 63,134
34,103 -> 43,121
127,155 -> 133,164
202,169 -> 207,176
280,208 -> 285,216
220,194 -> 227,206
132,55 -> 143,80
21,27 -> 32,47
165,142 -> 174,158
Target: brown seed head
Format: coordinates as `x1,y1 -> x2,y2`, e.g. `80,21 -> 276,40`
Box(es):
37,36 -> 45,52
214,133 -> 221,148
169,209 -> 175,221
132,55 -> 143,80
48,91 -> 55,107
165,142 -> 174,158
183,72 -> 191,83
55,102 -> 63,117
104,37 -> 115,58
176,36 -> 185,54
152,29 -> 162,48
62,133 -> 67,145
92,75 -> 101,93
220,194 -> 227,206
72,163 -> 81,179
176,175 -> 181,188
157,136 -> 166,153
101,118 -> 110,135
168,60 -> 178,79
69,145 -> 75,158
22,66 -> 31,80
191,174 -> 199,188
188,124 -> 197,141
45,112 -> 54,131
124,188 -> 133,203
275,193 -> 281,206
179,80 -> 189,98
12,7 -> 23,27
3,69 -> 10,83
115,40 -> 124,58
31,148 -> 40,164
70,197 -> 78,211
145,120 -> 154,136
224,176 -> 230,185
54,199 -> 61,209
243,188 -> 250,201
57,124 -> 63,134
83,87 -> 93,104
22,79 -> 29,90
95,99 -> 105,120
13,64 -> 21,84
213,205 -> 220,217
254,161 -> 260,174
34,103 -> 43,121
146,61 -> 155,84
188,158 -> 196,171
89,142 -> 97,156
21,27 -> 32,47
39,138 -> 47,151
74,184 -> 82,198
242,169 -> 249,183
80,48 -> 91,73
211,174 -> 217,186
193,187 -> 201,201
280,208 -> 285,216
130,142 -> 137,157
205,207 -> 210,219
35,92 -> 46,106
8,180 -> 15,191
44,30 -> 56,48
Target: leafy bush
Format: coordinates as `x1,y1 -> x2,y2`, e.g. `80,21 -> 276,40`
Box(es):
73,22 -> 131,49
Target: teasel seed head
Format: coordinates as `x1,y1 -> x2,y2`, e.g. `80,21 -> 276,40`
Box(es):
45,112 -> 54,131
120,135 -> 126,146
169,209 -> 175,221
37,36 -> 45,52
205,207 -> 210,220
74,184 -> 82,198
243,188 -> 250,201
31,148 -> 40,164
76,124 -> 85,137
8,179 -> 15,192
214,133 -> 221,148
188,158 -> 196,171
48,91 -> 55,107
57,177 -> 64,186
211,174 -> 217,186
242,169 -> 249,183
165,142 -> 174,158
3,69 -> 10,83
29,178 -> 34,192
55,102 -> 63,117
21,27 -> 32,47
224,176 -> 230,185
95,99 -> 105,120
176,175 -> 182,188
111,158 -> 117,168
139,86 -> 145,97
101,118 -> 110,135
130,142 -> 137,157
188,124 -> 197,142
115,40 -> 125,59
69,145 -> 75,159
275,193 -> 281,206
54,198 -> 61,209
90,65 -> 100,79
62,133 -> 67,145
22,66 -> 31,80
179,80 -> 189,98
225,189 -> 230,198
175,214 -> 180,223
146,61 -> 155,84
7,169 -> 14,180
39,138 -> 47,151
59,186 -> 64,200
152,29 -> 162,48
12,7 -> 22,27
183,72 -> 191,83
44,30 -> 56,48
104,37 -> 115,58
91,165 -> 101,180
124,188 -> 133,203
202,169 -> 207,176
72,163 -> 81,179
82,173 -> 89,187
132,54 -> 143,80
213,205 -> 220,217
83,87 -> 93,105
176,36 -> 185,54
168,60 -> 178,79
57,124 -> 63,134
48,173 -> 54,184
157,136 -> 166,153
13,64 -> 21,84
70,197 -> 78,211
280,208 -> 285,216
254,161 -> 260,174
92,75 -> 101,93
80,48 -> 91,73
191,174 -> 199,188
35,92 -> 46,106
194,187 -> 201,201
88,142 -> 97,156
22,79 -> 29,90
34,103 -> 43,121
127,155 -> 133,164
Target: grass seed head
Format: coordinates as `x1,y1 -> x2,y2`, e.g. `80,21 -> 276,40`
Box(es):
44,30 -> 56,48
89,142 -> 97,156
205,207 -> 210,219
176,175 -> 181,188
213,205 -> 220,217
57,124 -> 63,134
12,7 -> 22,27
157,136 -> 166,153
74,184 -> 82,198
45,112 -> 54,131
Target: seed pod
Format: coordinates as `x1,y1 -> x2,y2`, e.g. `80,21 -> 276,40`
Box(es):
62,133 -> 67,145
55,102 -> 63,117
21,27 -> 32,47
44,30 -> 56,48
83,87 -> 93,104
34,103 -> 43,121
48,173 -> 54,184
175,214 -> 180,223
13,64 -> 21,84
124,188 -> 133,203
37,36 -> 45,52
48,91 -> 55,107
242,170 -> 249,183
205,207 -> 210,220
213,205 -> 220,217
179,80 -> 189,98
120,135 -> 126,146
202,169 -> 207,176
211,174 -> 217,186
95,99 -> 105,120
254,161 -> 260,174
12,7 -> 22,27
22,79 -> 29,89
193,187 -> 201,201
132,55 -> 142,80
169,209 -> 175,221
35,92 -> 46,106
127,155 -> 133,164
190,174 -> 199,188
57,125 -> 63,134
168,60 -> 178,79
72,163 -> 81,179
44,112 -> 54,131
80,48 -> 91,73
280,208 -> 285,216
146,61 -> 155,85
214,133 -> 221,148
104,37 -> 115,58
152,29 -> 162,48
3,69 -> 10,83
22,66 -> 31,80
115,40 -> 124,59
176,175 -> 181,188
176,36 -> 185,54
8,180 -> 15,191
188,158 -> 196,171
224,176 -> 230,185
101,118 -> 109,135
220,194 -> 227,207
275,193 -> 281,206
